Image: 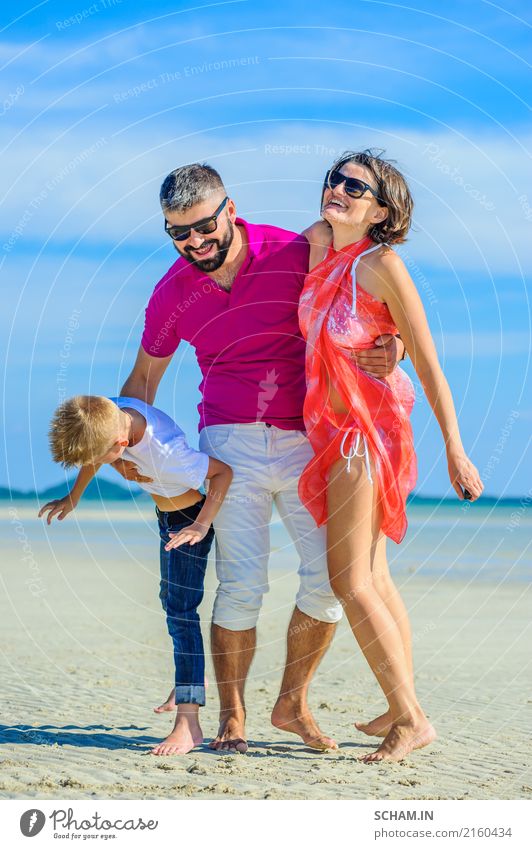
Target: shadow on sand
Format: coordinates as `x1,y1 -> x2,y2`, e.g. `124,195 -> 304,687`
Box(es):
0,725 -> 374,757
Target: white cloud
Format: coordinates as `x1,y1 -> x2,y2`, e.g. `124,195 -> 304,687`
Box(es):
1,122 -> 531,278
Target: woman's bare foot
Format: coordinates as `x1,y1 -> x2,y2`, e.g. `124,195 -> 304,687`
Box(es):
355,710 -> 393,738
361,717 -> 436,763
151,706 -> 203,756
271,697 -> 338,751
154,687 -> 176,714
209,710 -> 248,753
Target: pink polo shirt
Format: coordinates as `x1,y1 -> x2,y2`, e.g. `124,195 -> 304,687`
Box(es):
141,218 -> 310,432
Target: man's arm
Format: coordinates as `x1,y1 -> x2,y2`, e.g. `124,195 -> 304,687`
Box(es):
352,334 -> 405,378
120,345 -> 173,406
110,345 -> 174,482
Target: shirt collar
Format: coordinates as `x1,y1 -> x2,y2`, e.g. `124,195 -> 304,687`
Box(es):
236,217 -> 264,260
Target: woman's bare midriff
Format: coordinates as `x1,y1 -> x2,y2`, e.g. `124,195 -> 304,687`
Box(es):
151,488 -> 203,512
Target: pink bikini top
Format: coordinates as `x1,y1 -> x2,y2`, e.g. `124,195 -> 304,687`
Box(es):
327,242 -> 398,351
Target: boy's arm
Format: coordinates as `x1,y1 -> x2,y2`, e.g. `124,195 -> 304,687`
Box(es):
38,463 -> 101,524
70,463 -> 101,502
164,457 -> 233,549
196,457 -> 233,527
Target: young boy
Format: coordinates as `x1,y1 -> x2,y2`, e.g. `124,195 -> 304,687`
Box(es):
38,395 -> 232,756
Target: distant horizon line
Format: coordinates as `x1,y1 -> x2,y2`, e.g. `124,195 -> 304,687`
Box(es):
0,482 -> 529,506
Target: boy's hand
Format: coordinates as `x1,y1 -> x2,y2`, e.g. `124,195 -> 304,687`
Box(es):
165,521 -> 210,550
38,495 -> 78,524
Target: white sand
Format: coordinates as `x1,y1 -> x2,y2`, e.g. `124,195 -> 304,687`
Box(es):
1,506 -> 531,800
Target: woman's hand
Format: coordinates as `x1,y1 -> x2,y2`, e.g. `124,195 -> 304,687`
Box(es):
111,458 -> 153,483
38,495 -> 78,524
165,521 -> 210,550
447,447 -> 483,501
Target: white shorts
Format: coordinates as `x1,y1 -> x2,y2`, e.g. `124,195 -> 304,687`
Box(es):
199,422 -> 343,631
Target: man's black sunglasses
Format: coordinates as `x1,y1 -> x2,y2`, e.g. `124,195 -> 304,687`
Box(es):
323,170 -> 384,204
164,196 -> 229,242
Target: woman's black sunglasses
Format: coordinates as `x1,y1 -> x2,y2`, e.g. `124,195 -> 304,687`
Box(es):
164,196 -> 229,242
323,170 -> 384,204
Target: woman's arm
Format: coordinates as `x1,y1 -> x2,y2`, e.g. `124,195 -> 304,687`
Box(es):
164,457 -> 233,549
373,252 -> 483,501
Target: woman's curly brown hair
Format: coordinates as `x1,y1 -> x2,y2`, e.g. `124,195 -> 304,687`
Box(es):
327,148 -> 413,244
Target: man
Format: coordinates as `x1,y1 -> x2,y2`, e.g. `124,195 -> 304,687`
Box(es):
117,163 -> 404,753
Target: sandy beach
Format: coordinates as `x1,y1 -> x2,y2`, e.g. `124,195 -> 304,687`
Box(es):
1,502 -> 531,801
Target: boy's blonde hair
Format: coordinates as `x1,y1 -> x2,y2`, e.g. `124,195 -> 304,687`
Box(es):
49,395 -> 121,468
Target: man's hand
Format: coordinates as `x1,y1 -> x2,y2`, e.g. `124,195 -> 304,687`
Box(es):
38,495 -> 78,524
352,333 -> 405,379
111,458 -> 153,483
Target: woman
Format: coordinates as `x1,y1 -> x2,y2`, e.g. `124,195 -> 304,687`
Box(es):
299,150 -> 483,762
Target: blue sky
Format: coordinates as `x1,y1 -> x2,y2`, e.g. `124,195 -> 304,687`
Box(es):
1,0 -> 530,496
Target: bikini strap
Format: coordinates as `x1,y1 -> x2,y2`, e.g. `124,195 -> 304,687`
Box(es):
350,243 -> 385,315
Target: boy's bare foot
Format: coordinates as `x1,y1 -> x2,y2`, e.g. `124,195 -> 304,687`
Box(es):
271,697 -> 337,751
360,717 -> 436,763
151,706 -> 203,756
154,678 -> 208,714
209,709 -> 248,753
154,688 -> 176,714
355,710 -> 393,738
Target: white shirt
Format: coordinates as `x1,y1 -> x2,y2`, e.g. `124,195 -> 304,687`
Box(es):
109,397 -> 210,498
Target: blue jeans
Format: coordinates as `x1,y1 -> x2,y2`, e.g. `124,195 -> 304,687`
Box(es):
157,497 -> 214,706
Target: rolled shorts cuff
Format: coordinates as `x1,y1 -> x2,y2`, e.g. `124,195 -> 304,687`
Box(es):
295,594 -> 343,624
174,685 -> 206,706
211,602 -> 261,632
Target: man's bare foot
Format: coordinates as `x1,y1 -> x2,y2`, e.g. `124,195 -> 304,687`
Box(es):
154,687 -> 176,714
355,710 -> 393,738
209,710 -> 248,753
271,697 -> 337,751
361,717 -> 436,763
151,707 -> 203,756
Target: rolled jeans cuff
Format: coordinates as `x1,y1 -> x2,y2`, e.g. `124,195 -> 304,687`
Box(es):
174,685 -> 206,706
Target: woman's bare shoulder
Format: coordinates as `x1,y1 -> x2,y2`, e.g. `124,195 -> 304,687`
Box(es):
368,244 -> 406,277
367,245 -> 415,300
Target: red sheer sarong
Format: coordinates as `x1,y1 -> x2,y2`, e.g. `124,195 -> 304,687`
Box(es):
298,236 -> 417,544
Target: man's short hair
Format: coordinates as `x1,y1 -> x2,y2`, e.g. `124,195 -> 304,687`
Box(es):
159,163 -> 226,213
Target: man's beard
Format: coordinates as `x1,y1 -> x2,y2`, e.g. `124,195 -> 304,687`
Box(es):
175,220 -> 234,272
